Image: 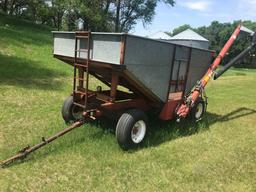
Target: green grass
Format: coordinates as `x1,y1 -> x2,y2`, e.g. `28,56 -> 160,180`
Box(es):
0,14 -> 256,191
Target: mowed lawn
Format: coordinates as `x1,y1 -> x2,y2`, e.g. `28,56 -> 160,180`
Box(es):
0,14 -> 256,192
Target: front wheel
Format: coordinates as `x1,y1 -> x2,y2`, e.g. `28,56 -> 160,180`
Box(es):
116,109 -> 148,150
189,98 -> 206,122
61,96 -> 83,123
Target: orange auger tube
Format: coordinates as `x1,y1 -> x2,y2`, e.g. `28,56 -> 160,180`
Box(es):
176,25 -> 242,119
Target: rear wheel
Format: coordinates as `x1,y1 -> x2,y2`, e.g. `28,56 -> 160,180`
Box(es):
61,96 -> 83,123
116,109 -> 148,150
189,98 -> 206,121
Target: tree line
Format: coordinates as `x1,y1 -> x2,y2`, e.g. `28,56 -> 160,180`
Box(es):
0,0 -> 174,31
0,1 -> 255,67
168,21 -> 256,67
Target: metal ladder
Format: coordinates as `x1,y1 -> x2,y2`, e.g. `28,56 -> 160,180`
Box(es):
73,31 -> 91,109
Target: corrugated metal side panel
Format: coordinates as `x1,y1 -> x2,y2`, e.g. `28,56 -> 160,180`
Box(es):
124,35 -> 174,101
53,33 -> 122,64
185,49 -> 212,94
54,32 -> 75,58
90,34 -> 121,64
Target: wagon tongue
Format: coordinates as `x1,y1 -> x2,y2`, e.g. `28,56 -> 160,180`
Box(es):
1,118 -> 92,167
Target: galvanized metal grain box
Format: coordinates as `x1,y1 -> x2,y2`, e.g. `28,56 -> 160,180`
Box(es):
53,32 -> 213,102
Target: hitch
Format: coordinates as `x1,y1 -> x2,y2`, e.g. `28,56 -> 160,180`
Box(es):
1,120 -> 85,168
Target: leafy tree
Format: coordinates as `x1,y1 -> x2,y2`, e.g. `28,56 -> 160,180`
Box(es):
0,0 -> 175,32
0,0 -> 8,13
115,0 -> 175,32
170,24 -> 191,36
78,0 -> 113,31
196,21 -> 255,65
45,0 -> 66,31
169,21 -> 256,67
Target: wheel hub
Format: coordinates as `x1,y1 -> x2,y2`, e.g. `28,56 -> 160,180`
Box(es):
71,105 -> 83,119
131,120 -> 146,144
195,103 -> 203,119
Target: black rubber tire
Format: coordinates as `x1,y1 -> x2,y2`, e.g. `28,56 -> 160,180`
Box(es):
189,98 -> 206,122
61,96 -> 82,123
116,109 -> 148,150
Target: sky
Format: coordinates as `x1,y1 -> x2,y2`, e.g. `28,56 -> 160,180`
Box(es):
133,0 -> 256,36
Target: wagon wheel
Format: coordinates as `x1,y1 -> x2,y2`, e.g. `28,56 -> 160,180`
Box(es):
115,109 -> 148,150
189,97 -> 206,122
61,96 -> 83,123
